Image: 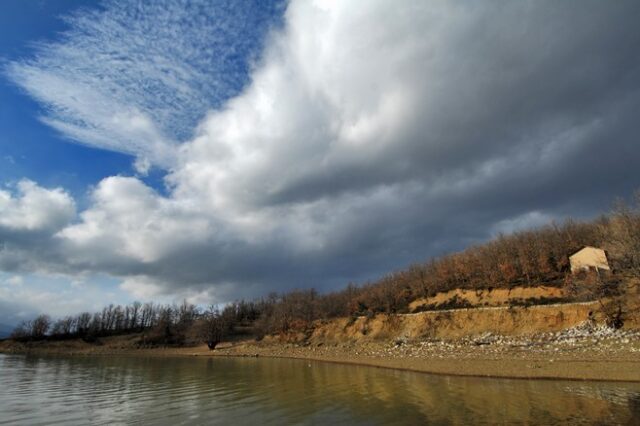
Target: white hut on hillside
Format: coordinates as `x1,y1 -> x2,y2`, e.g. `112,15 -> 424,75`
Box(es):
569,246 -> 610,273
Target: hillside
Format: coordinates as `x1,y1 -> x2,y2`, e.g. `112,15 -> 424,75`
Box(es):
4,199 -> 640,350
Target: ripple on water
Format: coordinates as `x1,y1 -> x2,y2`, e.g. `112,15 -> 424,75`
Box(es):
0,354 -> 639,425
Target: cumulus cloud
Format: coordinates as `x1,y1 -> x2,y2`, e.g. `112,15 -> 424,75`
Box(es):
2,0 -> 640,306
59,176 -> 213,266
0,181 -> 76,278
0,180 -> 75,233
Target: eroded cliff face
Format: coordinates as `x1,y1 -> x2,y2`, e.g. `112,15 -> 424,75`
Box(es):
298,281 -> 640,345
408,286 -> 568,312
308,302 -> 600,344
266,281 -> 639,345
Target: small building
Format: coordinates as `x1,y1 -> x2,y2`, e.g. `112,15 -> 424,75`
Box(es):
569,246 -> 610,273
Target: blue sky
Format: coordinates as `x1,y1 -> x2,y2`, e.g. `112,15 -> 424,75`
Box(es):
1,0 -> 640,326
0,1 -> 133,197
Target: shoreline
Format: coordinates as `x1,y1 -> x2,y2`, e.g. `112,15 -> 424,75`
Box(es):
3,334 -> 639,383
214,341 -> 640,383
214,351 -> 640,383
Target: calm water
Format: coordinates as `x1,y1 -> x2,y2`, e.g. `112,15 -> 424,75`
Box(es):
0,354 -> 639,425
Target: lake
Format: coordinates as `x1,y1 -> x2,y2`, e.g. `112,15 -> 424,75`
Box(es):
0,353 -> 638,425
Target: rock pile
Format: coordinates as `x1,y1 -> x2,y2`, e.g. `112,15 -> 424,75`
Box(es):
363,322 -> 640,359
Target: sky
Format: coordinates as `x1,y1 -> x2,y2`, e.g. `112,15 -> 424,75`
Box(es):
1,0 -> 640,325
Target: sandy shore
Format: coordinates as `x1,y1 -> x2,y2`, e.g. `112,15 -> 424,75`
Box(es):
2,328 -> 639,382
212,337 -> 640,382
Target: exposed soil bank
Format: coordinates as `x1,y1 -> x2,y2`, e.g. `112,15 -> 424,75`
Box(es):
408,285 -> 568,312
2,320 -> 639,382
3,296 -> 639,382
308,301 -> 607,343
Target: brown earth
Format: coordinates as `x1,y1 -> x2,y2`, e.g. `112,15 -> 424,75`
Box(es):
306,301 -> 605,344
2,300 -> 639,382
409,285 -> 567,312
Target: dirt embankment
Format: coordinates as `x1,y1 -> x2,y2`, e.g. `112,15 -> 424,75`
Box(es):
269,301 -> 613,346
409,285 -> 567,312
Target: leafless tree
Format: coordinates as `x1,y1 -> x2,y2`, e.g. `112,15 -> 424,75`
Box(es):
10,321 -> 30,340
200,305 -> 227,350
30,314 -> 51,338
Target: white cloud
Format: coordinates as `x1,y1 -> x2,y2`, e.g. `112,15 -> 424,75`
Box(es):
6,276 -> 23,287
119,275 -> 163,300
0,272 -> 133,324
491,211 -> 555,237
58,176 -> 213,264
0,180 -> 75,233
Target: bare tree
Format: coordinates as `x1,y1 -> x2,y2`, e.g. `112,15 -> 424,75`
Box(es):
10,321 -> 30,340
51,316 -> 76,337
129,302 -> 141,330
200,305 -> 227,350
30,315 -> 51,339
605,195 -> 640,273
565,270 -> 626,328
76,312 -> 92,335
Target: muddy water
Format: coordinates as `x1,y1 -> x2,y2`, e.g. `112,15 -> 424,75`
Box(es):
0,353 -> 638,425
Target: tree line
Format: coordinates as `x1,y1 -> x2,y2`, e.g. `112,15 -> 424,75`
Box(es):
11,301 -> 196,342
10,194 -> 640,344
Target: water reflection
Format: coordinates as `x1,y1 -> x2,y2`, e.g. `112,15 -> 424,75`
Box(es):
0,354 -> 638,425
